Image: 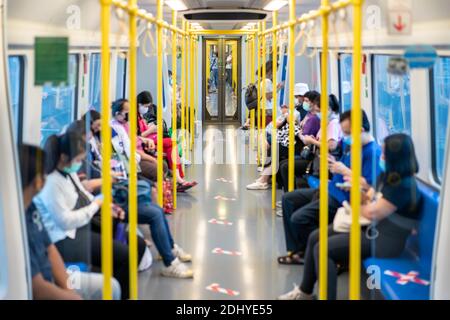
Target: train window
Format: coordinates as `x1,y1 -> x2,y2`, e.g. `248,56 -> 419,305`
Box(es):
7,56 -> 24,140
373,55 -> 412,143
89,53 -> 101,111
338,53 -> 352,112
40,54 -> 79,144
431,57 -> 450,182
116,56 -> 127,99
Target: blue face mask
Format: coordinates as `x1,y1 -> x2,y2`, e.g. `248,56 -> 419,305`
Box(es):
63,161 -> 82,174
303,102 -> 311,112
343,135 -> 352,146
379,158 -> 386,172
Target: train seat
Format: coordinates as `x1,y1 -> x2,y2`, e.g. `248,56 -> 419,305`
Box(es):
307,176 -> 320,189
363,181 -> 439,300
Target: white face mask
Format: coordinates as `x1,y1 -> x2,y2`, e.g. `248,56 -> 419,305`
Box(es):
139,105 -> 149,115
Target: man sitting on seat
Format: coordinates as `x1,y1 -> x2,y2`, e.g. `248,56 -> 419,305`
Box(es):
277,110 -> 381,265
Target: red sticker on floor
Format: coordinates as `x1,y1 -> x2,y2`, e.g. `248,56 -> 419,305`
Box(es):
384,270 -> 430,286
212,248 -> 242,256
214,195 -> 236,201
206,283 -> 240,297
208,218 -> 233,226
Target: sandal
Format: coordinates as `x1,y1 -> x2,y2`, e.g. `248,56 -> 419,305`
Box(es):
277,252 -> 305,265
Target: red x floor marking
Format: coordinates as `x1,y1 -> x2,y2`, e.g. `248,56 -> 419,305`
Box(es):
206,283 -> 240,297
384,270 -> 430,286
214,195 -> 236,201
208,218 -> 233,226
216,178 -> 233,183
212,248 -> 242,256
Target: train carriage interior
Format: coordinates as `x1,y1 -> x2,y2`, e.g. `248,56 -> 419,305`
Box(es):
1,0 -> 450,301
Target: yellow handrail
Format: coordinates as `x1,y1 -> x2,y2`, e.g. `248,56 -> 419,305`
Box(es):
318,0 -> 330,301
100,0 -> 113,300
127,0 -> 138,300
288,0 -> 296,192
271,11 -> 278,210
257,22 -> 261,166
181,21 -> 186,173
171,10 -> 178,209
156,0 -> 164,206
190,35 -> 195,151
261,21 -> 267,167
350,0 -> 364,301
250,36 -> 255,152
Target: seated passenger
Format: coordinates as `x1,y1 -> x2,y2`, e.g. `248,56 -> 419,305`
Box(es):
278,94 -> 342,195
19,144 -> 120,300
278,110 -> 381,265
79,111 -> 195,278
294,83 -> 310,122
136,91 -> 197,191
278,134 -> 422,300
33,132 -> 147,299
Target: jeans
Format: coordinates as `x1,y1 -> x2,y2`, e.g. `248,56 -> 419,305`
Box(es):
133,202 -> 176,267
73,272 -> 121,300
211,68 -> 218,89
281,189 -> 341,253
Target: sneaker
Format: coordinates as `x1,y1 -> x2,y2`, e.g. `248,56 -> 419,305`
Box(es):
276,208 -> 283,217
278,284 -> 315,300
161,258 -> 194,278
246,181 -> 269,190
276,201 -> 282,209
257,166 -> 263,172
181,158 -> 192,166
172,244 -> 192,263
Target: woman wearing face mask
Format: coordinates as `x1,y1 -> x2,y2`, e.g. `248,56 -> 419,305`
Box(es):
33,132 -> 147,299
279,134 -> 422,300
136,91 -> 197,191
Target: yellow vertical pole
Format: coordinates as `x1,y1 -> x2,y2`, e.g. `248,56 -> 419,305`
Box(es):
350,0 -> 364,301
156,0 -> 164,206
261,20 -> 267,167
271,11 -> 278,210
171,10 -> 178,209
127,0 -> 138,300
288,0 -> 296,192
181,21 -> 186,173
257,23 -> 261,166
250,35 -> 255,151
99,0 -> 113,300
194,37 -> 198,151
318,0 -> 330,301
190,35 -> 195,151
184,27 -> 190,162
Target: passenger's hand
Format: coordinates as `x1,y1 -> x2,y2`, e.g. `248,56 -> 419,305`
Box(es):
277,82 -> 285,90
147,139 -> 156,150
65,289 -> 83,300
112,204 -> 125,220
94,194 -> 104,207
330,161 -> 347,175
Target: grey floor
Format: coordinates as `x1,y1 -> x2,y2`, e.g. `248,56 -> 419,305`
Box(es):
139,124 -> 348,300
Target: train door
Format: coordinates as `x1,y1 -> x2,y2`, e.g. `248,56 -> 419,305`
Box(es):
203,38 -> 241,123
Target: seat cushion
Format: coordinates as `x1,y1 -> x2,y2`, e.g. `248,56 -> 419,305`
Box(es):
307,176 -> 320,189
364,254 -> 431,300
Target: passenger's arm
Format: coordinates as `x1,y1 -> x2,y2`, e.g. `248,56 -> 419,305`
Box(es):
47,244 -> 70,290
361,197 -> 397,221
48,185 -> 101,231
81,179 -> 102,193
328,139 -> 338,152
146,123 -> 157,134
32,274 -> 82,300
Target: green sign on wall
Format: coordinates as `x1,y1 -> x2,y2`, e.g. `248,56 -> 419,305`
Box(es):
34,37 -> 69,86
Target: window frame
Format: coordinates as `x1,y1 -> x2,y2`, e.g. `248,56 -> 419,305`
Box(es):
116,54 -> 127,99
88,52 -> 102,111
7,55 -> 25,144
429,56 -> 450,185
371,54 -> 413,144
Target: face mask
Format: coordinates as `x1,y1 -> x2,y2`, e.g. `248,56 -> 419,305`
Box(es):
343,135 -> 352,146
63,161 -> 82,174
303,102 -> 311,112
139,105 -> 149,115
316,112 -> 322,120
379,158 -> 386,172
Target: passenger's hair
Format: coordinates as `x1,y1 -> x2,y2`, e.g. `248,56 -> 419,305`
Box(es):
82,110 -> 101,126
329,94 -> 340,113
112,99 -> 129,117
66,120 -> 88,138
305,91 -> 321,107
137,91 -> 153,105
339,110 -> 371,132
43,132 -> 86,174
384,134 -> 419,178
18,144 -> 46,189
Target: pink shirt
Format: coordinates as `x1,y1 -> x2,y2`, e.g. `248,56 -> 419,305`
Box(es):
316,116 -> 342,143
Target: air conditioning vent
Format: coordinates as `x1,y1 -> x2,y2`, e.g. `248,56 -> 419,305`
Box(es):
183,9 -> 267,22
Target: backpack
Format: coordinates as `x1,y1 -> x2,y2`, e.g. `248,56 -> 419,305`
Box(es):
245,83 -> 258,111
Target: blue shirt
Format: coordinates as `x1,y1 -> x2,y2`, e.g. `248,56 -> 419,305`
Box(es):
26,203 -> 53,282
328,140 -> 381,205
